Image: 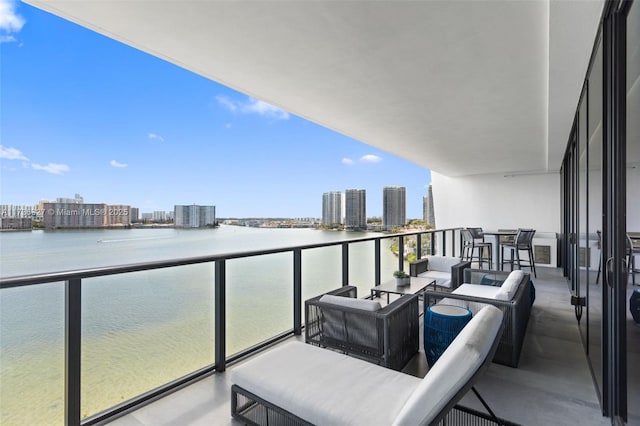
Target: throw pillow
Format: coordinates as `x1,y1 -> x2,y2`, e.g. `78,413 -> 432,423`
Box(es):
480,275 -> 503,287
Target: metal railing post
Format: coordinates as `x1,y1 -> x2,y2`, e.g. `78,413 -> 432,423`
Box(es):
65,278 -> 81,426
441,231 -> 447,257
215,260 -> 226,372
416,233 -> 422,260
375,239 -> 381,285
451,230 -> 456,258
398,235 -> 405,271
293,249 -> 302,335
342,243 -> 349,286
431,231 -> 436,255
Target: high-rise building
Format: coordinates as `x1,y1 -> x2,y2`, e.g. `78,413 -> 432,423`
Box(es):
322,191 -> 342,225
130,207 -> 139,223
423,184 -> 435,228
41,201 -> 132,228
174,205 -> 216,228
383,186 -> 406,230
344,189 -> 366,230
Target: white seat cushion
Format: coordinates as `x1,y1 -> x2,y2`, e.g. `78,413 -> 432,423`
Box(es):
319,294 -> 382,311
425,255 -> 461,272
417,270 -> 452,288
452,283 -> 502,299
231,342 -> 420,425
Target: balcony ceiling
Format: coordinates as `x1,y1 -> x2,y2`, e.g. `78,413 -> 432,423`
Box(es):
26,0 -> 603,177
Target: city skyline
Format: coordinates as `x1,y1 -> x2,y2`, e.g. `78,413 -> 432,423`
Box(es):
0,1 -> 431,218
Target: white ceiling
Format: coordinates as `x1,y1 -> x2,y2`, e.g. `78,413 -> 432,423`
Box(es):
26,0 -> 604,177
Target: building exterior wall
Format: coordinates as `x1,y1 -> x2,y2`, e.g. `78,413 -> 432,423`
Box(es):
322,191 -> 342,225
382,186 -> 406,230
345,189 -> 366,230
431,171 -> 560,233
174,205 -> 216,228
42,202 -> 108,228
423,184 -> 436,227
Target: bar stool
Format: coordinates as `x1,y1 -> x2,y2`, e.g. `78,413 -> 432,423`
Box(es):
501,228 -> 536,277
461,228 -> 492,269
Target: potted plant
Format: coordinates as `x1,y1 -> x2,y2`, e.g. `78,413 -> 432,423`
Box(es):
393,270 -> 411,287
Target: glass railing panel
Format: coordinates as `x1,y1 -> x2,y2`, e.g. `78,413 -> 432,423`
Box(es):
81,265 -> 214,418
226,253 -> 292,356
301,245 -> 342,308
0,282 -> 65,425
403,234 -> 418,264
347,240 -> 375,298
380,237 -> 402,282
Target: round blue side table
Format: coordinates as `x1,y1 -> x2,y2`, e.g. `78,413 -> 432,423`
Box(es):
424,304 -> 473,367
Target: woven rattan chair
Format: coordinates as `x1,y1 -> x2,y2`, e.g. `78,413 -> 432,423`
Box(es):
461,228 -> 492,269
501,229 -> 537,278
305,286 -> 419,371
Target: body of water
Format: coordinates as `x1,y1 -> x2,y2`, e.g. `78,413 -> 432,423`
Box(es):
0,226 -> 402,424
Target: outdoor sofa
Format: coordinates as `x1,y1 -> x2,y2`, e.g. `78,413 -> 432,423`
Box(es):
409,255 -> 471,290
304,286 -> 418,371
231,305 -> 507,426
424,268 -> 532,367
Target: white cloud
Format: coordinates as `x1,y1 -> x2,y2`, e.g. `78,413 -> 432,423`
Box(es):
216,95 -> 238,112
216,95 -> 289,120
0,145 -> 29,161
31,162 -> 70,175
360,154 -> 382,163
110,160 -> 127,168
342,157 -> 354,165
148,132 -> 165,142
0,0 -> 25,44
245,98 -> 290,120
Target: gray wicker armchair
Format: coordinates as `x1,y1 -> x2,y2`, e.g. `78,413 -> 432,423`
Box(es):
423,269 -> 532,367
305,286 -> 419,371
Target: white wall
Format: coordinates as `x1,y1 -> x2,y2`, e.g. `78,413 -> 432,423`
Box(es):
432,171 -> 561,233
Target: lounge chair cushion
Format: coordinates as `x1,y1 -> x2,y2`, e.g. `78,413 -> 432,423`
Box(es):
318,294 -> 382,311
392,306 -> 503,426
425,255 -> 462,271
452,283 -> 502,299
417,270 -> 452,288
231,342 -> 420,425
495,270 -> 524,301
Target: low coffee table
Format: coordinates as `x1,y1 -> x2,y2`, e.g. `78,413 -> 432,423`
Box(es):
371,276 -> 435,313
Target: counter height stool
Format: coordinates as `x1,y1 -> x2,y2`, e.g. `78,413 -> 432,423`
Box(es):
461,228 -> 492,269
501,228 -> 537,278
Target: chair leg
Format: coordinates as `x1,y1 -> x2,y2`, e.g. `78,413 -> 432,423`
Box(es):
515,248 -> 521,271
528,247 -> 536,278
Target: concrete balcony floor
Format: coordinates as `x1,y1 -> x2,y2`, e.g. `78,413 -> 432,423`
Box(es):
108,267 -> 639,426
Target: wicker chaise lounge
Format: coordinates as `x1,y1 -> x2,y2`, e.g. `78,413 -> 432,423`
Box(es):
305,286 -> 419,371
230,305 -> 505,426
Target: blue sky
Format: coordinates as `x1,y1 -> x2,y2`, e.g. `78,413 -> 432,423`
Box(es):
0,1 -> 431,218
